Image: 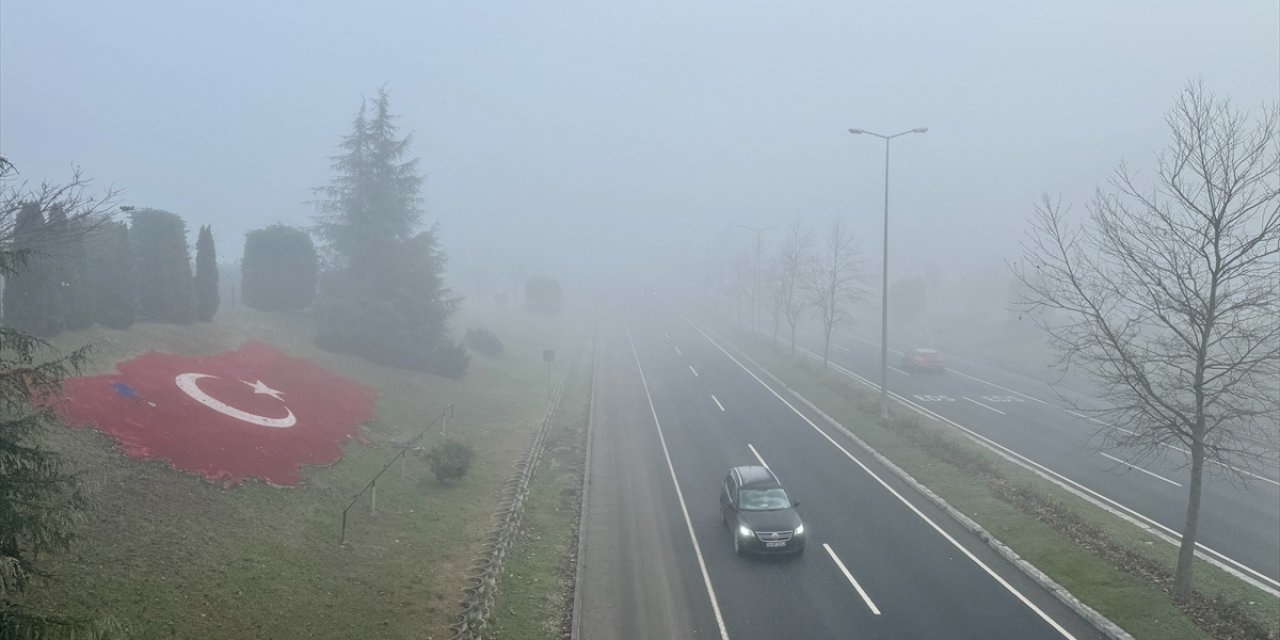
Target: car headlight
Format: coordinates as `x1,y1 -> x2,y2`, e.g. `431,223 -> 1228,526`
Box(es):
737,525 -> 753,538
794,523 -> 805,535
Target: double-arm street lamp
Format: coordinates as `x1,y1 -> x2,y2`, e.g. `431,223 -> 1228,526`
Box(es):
847,126 -> 927,419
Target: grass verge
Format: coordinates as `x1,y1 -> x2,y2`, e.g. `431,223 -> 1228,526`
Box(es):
488,339 -> 593,640
722,324 -> 1279,640
14,304 -> 584,639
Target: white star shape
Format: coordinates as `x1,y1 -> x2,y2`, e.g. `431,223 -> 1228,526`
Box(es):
241,379 -> 285,401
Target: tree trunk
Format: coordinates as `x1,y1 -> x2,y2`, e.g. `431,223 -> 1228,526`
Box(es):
822,324 -> 832,369
1173,435 -> 1205,600
789,321 -> 797,355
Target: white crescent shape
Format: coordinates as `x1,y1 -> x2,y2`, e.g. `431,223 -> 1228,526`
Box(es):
174,373 -> 297,428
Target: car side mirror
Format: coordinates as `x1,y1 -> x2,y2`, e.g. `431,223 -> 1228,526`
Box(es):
792,500 -> 801,508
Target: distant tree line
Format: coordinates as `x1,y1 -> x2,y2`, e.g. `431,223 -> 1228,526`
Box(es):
1,204 -> 220,336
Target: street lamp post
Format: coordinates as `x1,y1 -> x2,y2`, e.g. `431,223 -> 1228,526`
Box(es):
848,126 -> 927,419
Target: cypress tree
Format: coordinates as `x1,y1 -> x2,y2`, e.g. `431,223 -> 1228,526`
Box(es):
130,209 -> 193,323
194,225 -> 219,321
86,221 -> 137,329
1,203 -> 65,336
241,224 -> 318,312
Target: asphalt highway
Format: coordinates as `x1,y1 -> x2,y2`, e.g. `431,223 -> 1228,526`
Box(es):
575,313 -> 1108,640
795,323 -> 1280,591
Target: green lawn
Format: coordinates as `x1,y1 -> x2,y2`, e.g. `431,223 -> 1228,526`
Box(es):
724,325 -> 1278,640
14,304 -> 586,639
488,341 -> 593,640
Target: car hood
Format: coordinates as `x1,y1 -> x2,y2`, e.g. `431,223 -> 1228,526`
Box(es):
737,507 -> 802,532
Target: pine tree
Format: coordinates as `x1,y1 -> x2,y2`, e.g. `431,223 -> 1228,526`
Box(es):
130,209 -> 194,323
194,225 -> 219,321
311,86 -> 467,376
0,238 -> 89,614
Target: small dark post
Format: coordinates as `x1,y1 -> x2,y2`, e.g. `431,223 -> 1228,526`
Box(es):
542,349 -> 556,399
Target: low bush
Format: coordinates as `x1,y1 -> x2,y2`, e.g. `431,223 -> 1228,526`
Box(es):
466,326 -> 504,356
426,440 -> 474,483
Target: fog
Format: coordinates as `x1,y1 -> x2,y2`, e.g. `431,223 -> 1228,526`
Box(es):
2,1 -> 1276,305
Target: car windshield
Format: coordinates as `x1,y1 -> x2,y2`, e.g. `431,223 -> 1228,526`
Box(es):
739,488 -> 791,511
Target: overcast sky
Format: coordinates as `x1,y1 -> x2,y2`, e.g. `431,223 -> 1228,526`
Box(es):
2,1 -> 1277,298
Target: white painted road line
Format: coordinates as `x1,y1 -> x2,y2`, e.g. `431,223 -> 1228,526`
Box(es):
712,394 -> 725,412
694,324 -> 1080,639
946,367 -> 1056,408
963,396 -> 1007,415
835,345 -> 851,352
824,544 -> 882,615
675,346 -> 683,355
841,332 -> 903,356
740,321 -> 1280,592
1100,453 -> 1183,487
748,443 -> 769,469
888,366 -> 911,376
689,365 -> 700,377
665,331 -> 671,339
626,326 -> 731,640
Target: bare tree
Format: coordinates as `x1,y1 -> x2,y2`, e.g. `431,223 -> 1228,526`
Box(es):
806,217 -> 867,367
0,157 -> 121,250
776,218 -> 814,354
1012,81 -> 1279,599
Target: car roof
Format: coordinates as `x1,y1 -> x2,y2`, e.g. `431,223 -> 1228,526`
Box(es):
731,465 -> 782,489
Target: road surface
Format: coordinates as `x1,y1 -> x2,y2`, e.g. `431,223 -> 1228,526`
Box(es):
575,314 -> 1108,639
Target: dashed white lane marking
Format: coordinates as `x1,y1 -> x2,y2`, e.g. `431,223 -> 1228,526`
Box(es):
835,345 -> 851,352
689,365 -> 700,377
665,331 -> 671,339
963,396 -> 1007,415
694,324 -> 1079,639
1100,453 -> 1183,487
675,346 -> 683,355
824,544 -> 882,616
748,443 -> 768,469
626,326 -> 731,640
712,394 -> 725,412
888,366 -> 911,376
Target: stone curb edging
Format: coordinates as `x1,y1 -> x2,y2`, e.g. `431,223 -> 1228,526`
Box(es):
717,333 -> 1134,640
448,369 -> 570,640
568,337 -> 597,640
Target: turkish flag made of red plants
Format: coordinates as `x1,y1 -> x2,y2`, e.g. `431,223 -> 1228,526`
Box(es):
49,341 -> 376,486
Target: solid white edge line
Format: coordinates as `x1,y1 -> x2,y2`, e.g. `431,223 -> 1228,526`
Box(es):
785,338 -> 1280,594
963,396 -> 1008,415
692,324 -> 1079,639
627,326 -> 731,640
689,365 -> 700,377
823,543 -> 882,615
840,331 -> 904,356
950,368 -> 1280,487
712,394 -> 726,412
748,443 -> 769,469
1100,453 -> 1183,487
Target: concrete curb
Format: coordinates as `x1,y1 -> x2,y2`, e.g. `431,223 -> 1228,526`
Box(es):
714,331 -> 1134,640
569,337 -> 597,640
